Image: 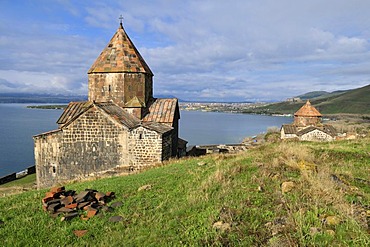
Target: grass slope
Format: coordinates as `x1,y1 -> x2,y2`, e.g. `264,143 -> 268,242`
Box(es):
254,84 -> 370,115
0,139 -> 369,246
316,84 -> 370,114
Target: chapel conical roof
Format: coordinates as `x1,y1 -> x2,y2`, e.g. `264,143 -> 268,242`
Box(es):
88,23 -> 153,75
294,100 -> 322,117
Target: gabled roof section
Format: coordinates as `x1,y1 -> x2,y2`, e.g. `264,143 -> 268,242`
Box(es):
142,98 -> 179,124
141,122 -> 173,134
124,96 -> 145,108
322,124 -> 337,136
294,100 -> 322,117
96,102 -> 141,129
88,24 -> 153,75
281,124 -> 297,134
57,101 -> 93,126
297,126 -> 318,136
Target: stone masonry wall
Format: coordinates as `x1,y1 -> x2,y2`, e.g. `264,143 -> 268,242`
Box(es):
294,116 -> 320,127
300,129 -> 333,141
128,127 -> 166,168
35,107 -> 128,188
34,131 -> 62,188
88,72 -> 152,108
162,132 -> 172,161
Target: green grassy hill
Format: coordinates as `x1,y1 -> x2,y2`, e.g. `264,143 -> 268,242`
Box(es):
253,84 -> 370,115
0,139 -> 369,246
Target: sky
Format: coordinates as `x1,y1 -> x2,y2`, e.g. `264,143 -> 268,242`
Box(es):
1,0 -> 370,102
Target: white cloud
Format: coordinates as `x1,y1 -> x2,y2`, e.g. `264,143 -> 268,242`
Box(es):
1,0 -> 370,101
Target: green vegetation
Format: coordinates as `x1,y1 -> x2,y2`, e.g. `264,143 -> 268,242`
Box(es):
0,174 -> 36,188
252,84 -> 370,115
27,105 -> 67,109
0,139 -> 369,246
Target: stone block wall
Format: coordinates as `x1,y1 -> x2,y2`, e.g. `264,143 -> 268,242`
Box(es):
88,72 -> 152,108
300,130 -> 333,141
128,127 -> 169,167
34,131 -> 62,188
294,116 -> 320,127
162,132 -> 172,160
35,107 -> 129,188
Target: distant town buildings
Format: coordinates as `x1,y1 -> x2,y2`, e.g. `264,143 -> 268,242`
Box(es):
286,97 -> 302,103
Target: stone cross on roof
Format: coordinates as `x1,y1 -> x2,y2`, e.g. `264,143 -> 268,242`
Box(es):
119,15 -> 123,27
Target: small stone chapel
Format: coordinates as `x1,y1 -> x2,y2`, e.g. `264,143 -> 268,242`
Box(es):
34,22 -> 186,188
280,100 -> 337,141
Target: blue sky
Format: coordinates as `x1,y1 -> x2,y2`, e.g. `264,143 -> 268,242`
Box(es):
1,0 -> 370,101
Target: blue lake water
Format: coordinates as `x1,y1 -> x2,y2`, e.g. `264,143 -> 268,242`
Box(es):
0,104 -> 292,176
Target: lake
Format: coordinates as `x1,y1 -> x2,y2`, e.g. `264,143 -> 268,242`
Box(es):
0,104 -> 292,176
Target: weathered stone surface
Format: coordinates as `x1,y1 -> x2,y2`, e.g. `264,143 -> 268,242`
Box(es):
65,203 -> 78,209
111,201 -> 123,208
212,221 -> 231,232
74,191 -> 90,202
325,229 -> 335,236
50,186 -> 65,193
281,181 -> 295,193
45,191 -> 56,198
56,207 -> 75,213
309,227 -> 321,236
48,203 -> 61,212
42,196 -> 54,205
73,230 -> 88,237
95,192 -> 106,201
101,206 -> 114,213
109,216 -> 123,222
325,216 -> 341,226
105,192 -> 115,198
46,199 -> 61,206
61,196 -> 74,206
77,201 -> 91,209
197,161 -> 206,166
61,212 -> 79,221
138,184 -> 152,191
86,207 -> 98,218
42,187 -> 117,221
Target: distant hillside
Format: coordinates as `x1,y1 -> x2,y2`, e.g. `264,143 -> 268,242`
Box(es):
253,84 -> 370,115
297,90 -> 348,101
0,93 -> 87,103
297,91 -> 329,100
315,84 -> 370,114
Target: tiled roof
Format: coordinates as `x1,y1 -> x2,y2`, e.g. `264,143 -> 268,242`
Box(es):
178,138 -> 188,149
57,100 -> 175,134
322,124 -> 337,136
96,102 -> 140,129
142,98 -> 179,124
297,126 -> 317,136
141,122 -> 172,134
294,100 -> 322,117
281,124 -> 297,134
296,125 -> 336,137
57,101 -> 92,125
88,24 -> 153,75
33,129 -> 61,138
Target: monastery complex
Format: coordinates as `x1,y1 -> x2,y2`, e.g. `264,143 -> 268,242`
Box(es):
34,23 -> 186,188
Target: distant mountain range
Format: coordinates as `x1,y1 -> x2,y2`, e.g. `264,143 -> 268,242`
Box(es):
0,93 -> 87,103
253,84 -> 370,115
2,84 -> 369,115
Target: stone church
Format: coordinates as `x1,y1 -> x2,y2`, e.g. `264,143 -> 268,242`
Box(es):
34,22 -> 186,188
281,100 -> 337,141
